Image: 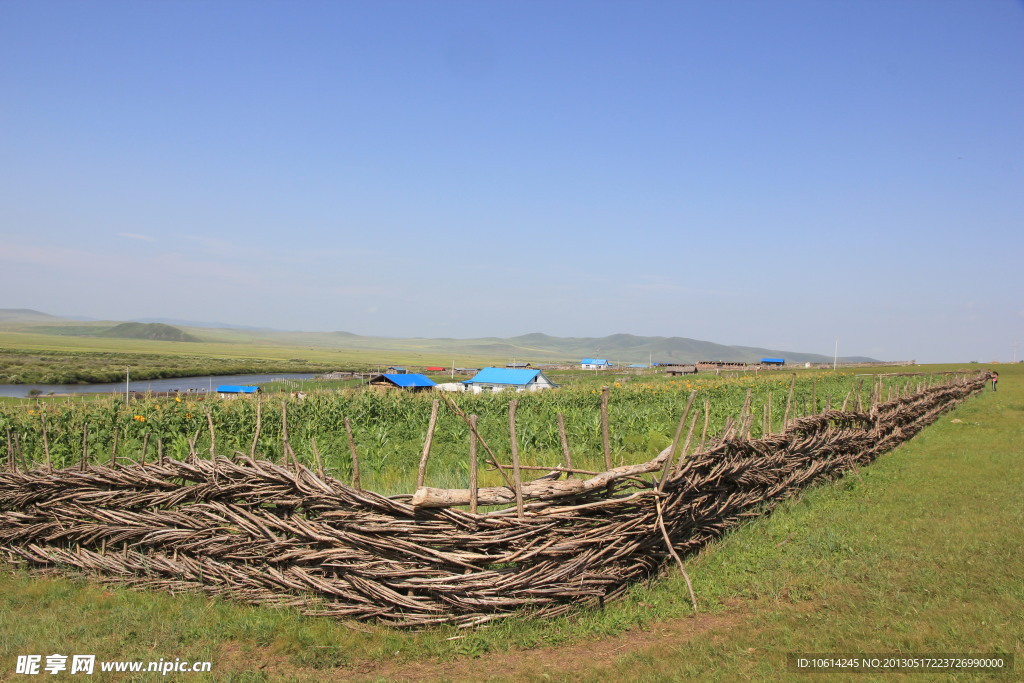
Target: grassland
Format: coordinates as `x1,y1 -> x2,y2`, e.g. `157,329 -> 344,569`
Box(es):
1,362 -> 1017,681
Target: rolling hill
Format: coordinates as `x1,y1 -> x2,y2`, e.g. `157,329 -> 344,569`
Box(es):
0,309 -> 879,364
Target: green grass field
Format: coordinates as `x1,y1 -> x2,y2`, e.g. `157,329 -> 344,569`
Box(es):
1,362 -> 1018,680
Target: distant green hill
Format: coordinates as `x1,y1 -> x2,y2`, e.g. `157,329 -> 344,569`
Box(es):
0,309 -> 881,364
97,322 -> 201,343
0,308 -> 65,324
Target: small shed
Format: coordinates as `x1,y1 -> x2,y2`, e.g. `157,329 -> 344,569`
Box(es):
425,366 -> 446,372
386,366 -> 408,374
506,362 -> 532,368
217,385 -> 260,398
760,358 -> 786,366
369,373 -> 436,392
664,365 -> 697,376
580,358 -> 611,370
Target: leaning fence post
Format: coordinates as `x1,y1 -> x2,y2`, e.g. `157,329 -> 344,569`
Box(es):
782,374 -> 796,429
110,426 -> 119,469
658,391 -> 697,492
206,407 -> 216,459
40,411 -> 52,472
5,428 -> 13,472
509,399 -> 524,519
250,394 -> 262,459
344,417 -> 361,490
310,437 -> 325,479
416,399 -> 440,489
556,413 -> 573,473
469,414 -> 479,514
699,399 -> 710,451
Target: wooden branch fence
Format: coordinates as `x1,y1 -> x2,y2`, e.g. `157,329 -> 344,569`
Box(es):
0,374 -> 986,628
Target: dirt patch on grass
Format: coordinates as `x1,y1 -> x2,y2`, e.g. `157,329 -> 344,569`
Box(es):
344,608 -> 747,682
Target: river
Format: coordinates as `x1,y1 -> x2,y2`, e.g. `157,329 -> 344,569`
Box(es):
0,373 -> 318,399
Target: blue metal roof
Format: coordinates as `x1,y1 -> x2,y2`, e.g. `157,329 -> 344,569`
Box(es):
580,358 -> 610,365
464,367 -> 542,385
760,358 -> 786,364
381,373 -> 436,388
217,385 -> 260,393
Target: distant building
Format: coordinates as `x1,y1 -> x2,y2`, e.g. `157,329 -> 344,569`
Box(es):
217,385 -> 260,398
760,358 -> 786,366
369,373 -> 436,392
580,358 -> 611,370
386,366 -> 408,374
424,366 -> 446,372
506,362 -> 532,368
463,367 -> 558,393
664,365 -> 697,376
696,361 -> 748,371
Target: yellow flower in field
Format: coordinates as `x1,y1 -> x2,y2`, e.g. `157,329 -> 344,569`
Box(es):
28,409 -> 36,414
185,413 -> 192,419
154,404 -> 160,409
175,397 -> 182,403
134,415 -> 146,422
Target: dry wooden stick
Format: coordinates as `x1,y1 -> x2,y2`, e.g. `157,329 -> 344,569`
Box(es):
80,423 -> 89,471
40,410 -> 51,472
654,495 -> 698,612
416,399 -> 440,489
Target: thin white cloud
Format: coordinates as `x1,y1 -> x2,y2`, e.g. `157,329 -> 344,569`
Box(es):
118,232 -> 156,242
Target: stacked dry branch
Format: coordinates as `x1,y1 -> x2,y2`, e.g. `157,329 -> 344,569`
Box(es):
0,374 -> 986,628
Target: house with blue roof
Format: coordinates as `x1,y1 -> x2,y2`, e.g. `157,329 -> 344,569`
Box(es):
580,358 -> 611,370
369,373 -> 436,392
760,358 -> 786,366
217,385 -> 260,398
463,367 -> 557,393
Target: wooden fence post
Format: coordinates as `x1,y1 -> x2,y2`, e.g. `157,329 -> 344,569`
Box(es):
416,399 -> 440,489
344,417 -> 361,490
601,386 -> 612,471
509,399 -> 524,519
469,415 -> 479,514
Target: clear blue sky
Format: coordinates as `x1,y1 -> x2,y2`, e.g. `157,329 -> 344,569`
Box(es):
2,0 -> 1022,363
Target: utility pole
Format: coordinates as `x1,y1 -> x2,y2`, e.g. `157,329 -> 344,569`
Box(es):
126,367 -> 130,404
833,338 -> 839,371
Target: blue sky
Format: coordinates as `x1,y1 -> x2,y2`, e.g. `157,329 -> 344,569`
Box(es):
1,0 -> 1022,363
